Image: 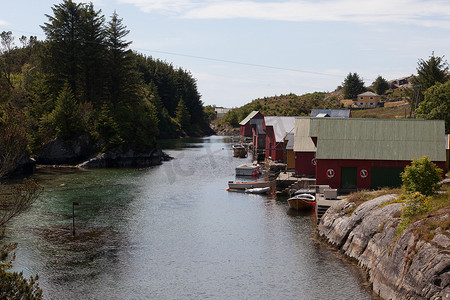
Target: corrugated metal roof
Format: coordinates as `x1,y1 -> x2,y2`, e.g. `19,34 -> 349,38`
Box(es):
285,132 -> 294,150
316,113 -> 329,118
358,91 -> 379,96
239,111 -> 260,125
264,116 -> 296,142
310,109 -> 350,118
294,118 -> 316,152
310,118 -> 446,161
251,118 -> 265,135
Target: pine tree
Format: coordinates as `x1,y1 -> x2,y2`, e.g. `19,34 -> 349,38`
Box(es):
342,72 -> 366,99
50,84 -> 84,140
41,0 -> 106,103
412,53 -> 449,92
175,98 -> 191,131
104,11 -> 133,107
372,75 -> 389,95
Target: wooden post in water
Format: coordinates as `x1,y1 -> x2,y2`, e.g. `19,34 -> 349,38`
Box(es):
72,202 -> 79,237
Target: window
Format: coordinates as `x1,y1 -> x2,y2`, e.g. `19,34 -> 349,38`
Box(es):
360,97 -> 364,100
370,96 -> 373,100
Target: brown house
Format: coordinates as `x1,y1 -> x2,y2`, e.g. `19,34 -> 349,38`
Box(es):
355,92 -> 381,108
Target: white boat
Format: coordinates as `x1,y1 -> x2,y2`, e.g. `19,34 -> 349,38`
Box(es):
228,181 -> 271,190
235,163 -> 262,176
244,187 -> 271,194
287,193 -> 316,210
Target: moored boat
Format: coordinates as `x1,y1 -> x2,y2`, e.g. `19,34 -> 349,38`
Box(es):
244,186 -> 271,194
287,193 -> 316,210
232,144 -> 248,158
228,180 -> 271,190
235,163 -> 262,176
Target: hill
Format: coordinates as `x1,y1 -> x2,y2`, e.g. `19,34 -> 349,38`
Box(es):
215,87 -> 412,129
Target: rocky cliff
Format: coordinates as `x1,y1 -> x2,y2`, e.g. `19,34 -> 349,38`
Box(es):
317,195 -> 449,299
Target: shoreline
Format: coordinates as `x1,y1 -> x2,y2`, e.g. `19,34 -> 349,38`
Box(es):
317,195 -> 449,299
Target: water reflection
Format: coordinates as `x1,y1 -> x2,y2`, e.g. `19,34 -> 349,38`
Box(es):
4,136 -> 375,299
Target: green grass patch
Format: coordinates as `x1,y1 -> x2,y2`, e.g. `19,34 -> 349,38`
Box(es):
396,192 -> 450,235
351,104 -> 410,119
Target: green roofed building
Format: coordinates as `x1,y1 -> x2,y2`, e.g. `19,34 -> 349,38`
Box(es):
308,118 -> 446,190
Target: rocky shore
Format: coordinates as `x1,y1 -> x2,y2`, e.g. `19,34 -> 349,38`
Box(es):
10,135 -> 173,175
317,195 -> 449,299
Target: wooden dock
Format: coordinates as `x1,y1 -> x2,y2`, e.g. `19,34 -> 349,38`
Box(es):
275,171 -> 315,195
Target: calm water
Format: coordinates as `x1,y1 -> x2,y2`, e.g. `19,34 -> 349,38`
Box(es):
5,136 -> 374,299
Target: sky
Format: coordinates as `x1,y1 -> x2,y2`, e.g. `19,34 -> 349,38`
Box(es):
2,0 -> 450,108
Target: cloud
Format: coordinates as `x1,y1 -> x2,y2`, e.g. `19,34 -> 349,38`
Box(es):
119,0 -> 197,14
119,0 -> 450,28
0,19 -> 9,26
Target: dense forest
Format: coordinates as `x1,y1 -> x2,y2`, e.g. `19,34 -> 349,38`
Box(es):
0,0 -> 209,159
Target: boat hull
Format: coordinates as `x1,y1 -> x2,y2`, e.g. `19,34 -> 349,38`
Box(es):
287,194 -> 316,210
228,181 -> 271,190
245,187 -> 271,194
287,198 -> 315,210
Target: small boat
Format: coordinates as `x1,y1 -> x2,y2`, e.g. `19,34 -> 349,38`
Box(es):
244,187 -> 271,194
290,188 -> 316,197
235,163 -> 262,176
287,193 -> 316,210
228,181 -> 271,190
232,144 -> 248,158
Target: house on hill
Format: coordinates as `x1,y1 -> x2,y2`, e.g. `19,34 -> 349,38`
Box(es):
355,92 -> 381,108
215,107 -> 232,118
309,118 -> 446,190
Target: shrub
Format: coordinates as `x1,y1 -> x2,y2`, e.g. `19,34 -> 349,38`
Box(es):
401,192 -> 431,219
397,192 -> 432,234
0,244 -> 42,299
401,156 -> 443,195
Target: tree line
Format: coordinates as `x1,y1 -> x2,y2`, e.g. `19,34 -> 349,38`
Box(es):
0,0 -> 209,159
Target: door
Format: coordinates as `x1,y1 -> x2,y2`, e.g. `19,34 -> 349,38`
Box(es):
341,167 -> 357,189
370,167 -> 404,189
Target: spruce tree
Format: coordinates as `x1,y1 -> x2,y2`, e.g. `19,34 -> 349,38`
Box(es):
342,72 -> 366,99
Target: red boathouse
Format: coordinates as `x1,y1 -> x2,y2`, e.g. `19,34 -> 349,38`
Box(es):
309,118 -> 446,190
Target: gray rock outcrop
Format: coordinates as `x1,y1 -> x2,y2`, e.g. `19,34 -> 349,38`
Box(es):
318,195 -> 450,299
36,134 -> 95,165
77,149 -> 164,168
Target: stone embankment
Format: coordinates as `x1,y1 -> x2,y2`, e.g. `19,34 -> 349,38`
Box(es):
317,195 -> 449,299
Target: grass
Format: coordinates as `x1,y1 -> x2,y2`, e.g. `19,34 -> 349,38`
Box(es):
351,103 -> 411,119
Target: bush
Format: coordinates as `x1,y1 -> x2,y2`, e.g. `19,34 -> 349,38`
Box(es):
397,192 -> 432,233
401,192 -> 431,219
401,156 -> 443,195
0,244 -> 42,299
